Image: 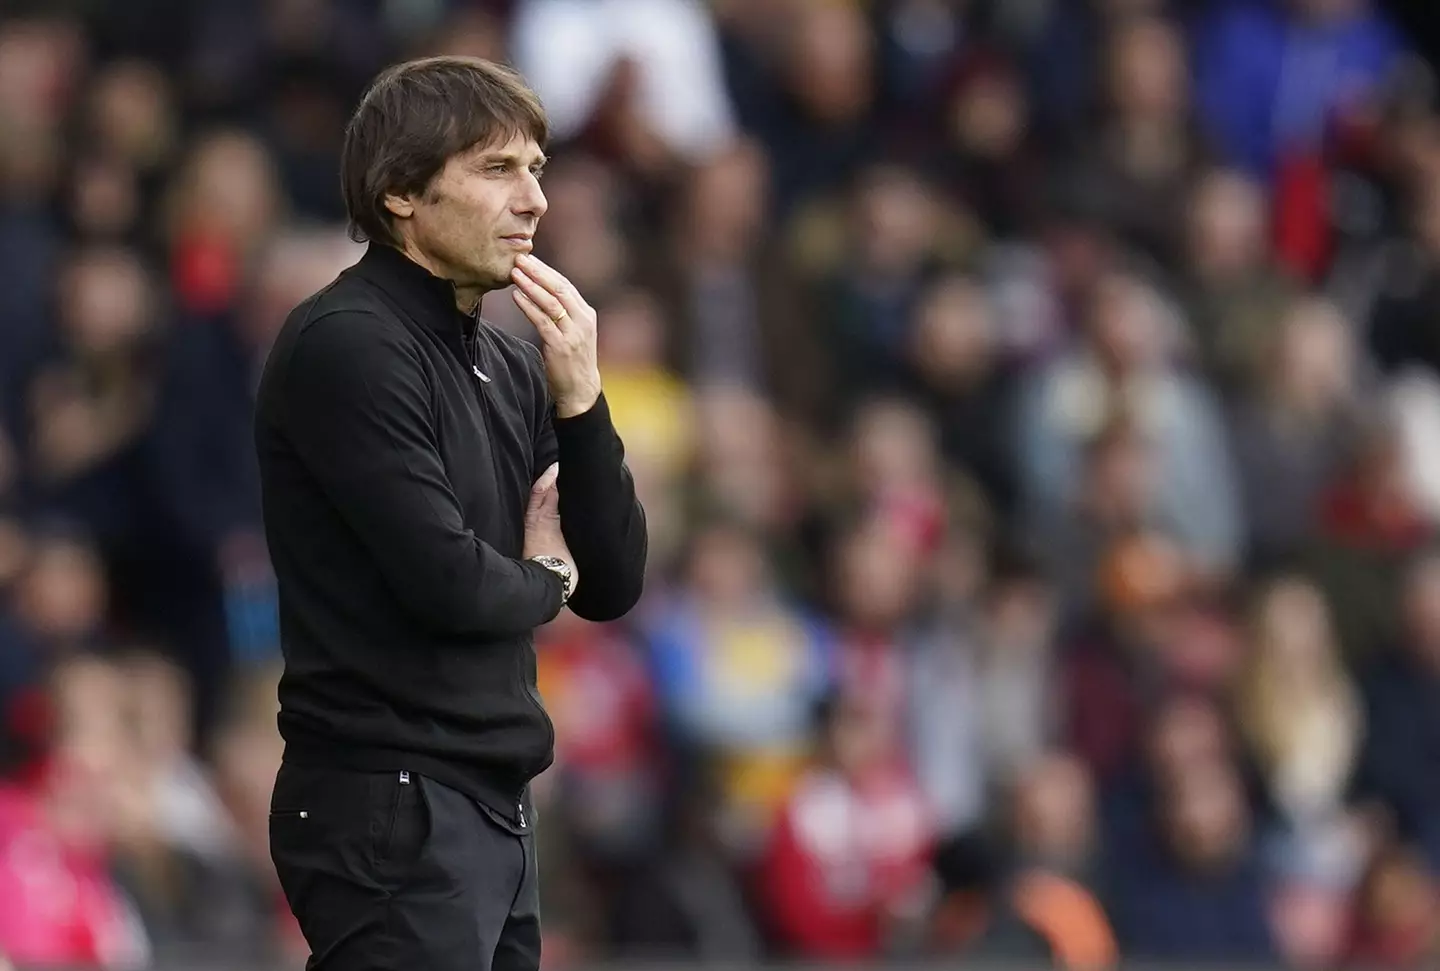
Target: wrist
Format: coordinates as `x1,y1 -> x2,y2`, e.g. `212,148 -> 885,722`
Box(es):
528,554 -> 574,604
553,381 -> 601,419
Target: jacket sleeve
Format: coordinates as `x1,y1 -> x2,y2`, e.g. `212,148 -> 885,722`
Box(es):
283,311 -> 564,637
533,387 -> 648,622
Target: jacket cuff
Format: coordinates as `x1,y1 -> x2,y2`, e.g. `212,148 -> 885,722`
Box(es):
553,392 -> 615,447
520,557 -> 567,620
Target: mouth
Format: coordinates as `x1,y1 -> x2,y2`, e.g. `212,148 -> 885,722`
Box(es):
501,235 -> 534,251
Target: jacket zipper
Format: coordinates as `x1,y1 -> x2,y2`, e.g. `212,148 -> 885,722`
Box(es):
517,651 -> 556,769
467,309 -> 491,384
466,309 -> 552,789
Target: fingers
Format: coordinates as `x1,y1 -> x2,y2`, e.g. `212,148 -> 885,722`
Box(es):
532,462 -> 559,494
512,286 -> 563,344
511,254 -> 588,322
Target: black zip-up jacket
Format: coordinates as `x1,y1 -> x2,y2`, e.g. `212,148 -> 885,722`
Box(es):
254,242 -> 647,820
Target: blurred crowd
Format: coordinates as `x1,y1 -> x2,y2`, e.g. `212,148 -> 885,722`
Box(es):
3,0 -> 1440,968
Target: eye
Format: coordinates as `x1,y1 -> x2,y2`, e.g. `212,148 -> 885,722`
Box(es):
487,163 -> 509,175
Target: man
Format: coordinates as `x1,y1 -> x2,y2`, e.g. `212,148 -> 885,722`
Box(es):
255,56 -> 647,971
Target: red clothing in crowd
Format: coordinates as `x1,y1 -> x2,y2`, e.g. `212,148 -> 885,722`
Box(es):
759,763 -> 934,959
536,625 -> 657,778
0,784 -> 147,968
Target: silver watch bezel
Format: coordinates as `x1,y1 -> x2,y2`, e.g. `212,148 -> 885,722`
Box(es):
530,555 -> 573,602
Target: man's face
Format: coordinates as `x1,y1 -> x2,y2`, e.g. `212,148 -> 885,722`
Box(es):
393,131 -> 548,293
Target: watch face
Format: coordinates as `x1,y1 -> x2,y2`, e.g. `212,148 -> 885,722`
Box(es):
535,556 -> 571,598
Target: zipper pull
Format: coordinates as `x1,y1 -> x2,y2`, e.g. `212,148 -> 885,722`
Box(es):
472,364 -> 492,383
399,771 -> 410,785
517,802 -> 527,829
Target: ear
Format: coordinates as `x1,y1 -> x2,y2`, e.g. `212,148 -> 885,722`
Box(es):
383,192 -> 415,220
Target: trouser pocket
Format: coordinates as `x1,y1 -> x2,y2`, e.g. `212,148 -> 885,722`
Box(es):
270,764 -> 431,903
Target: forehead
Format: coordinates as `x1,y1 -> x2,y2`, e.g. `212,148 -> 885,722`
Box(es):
455,132 -> 546,165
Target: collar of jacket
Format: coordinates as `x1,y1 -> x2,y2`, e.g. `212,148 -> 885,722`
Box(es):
352,241 -> 476,333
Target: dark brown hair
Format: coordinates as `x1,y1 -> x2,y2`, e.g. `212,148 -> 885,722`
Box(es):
340,56 -> 548,247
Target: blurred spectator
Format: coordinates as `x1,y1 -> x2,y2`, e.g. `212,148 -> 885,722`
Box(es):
206,662 -> 293,960
8,526 -> 110,708
1368,166 -> 1440,376
928,51 -> 1047,241
523,152 -> 631,313
1105,760 -> 1280,963
897,272 -> 1018,514
757,692 -> 935,960
1017,265 -> 1243,579
1238,577 -> 1361,834
606,759 -> 763,963
1027,0 -> 1167,134
806,165 -> 964,416
829,516 -> 924,757
1193,0 -> 1406,277
0,673 -> 151,968
1066,12 -> 1211,268
533,608 -> 666,960
970,553 -> 1059,789
644,517 -> 833,854
1235,576 -> 1372,966
83,60 -> 177,177
1039,419 -> 1165,621
909,549 -> 1059,855
689,385 -> 799,542
1343,841 -> 1440,966
1180,167 -> 1302,395
536,609 -> 662,867
1305,415 -> 1433,661
18,248 -> 162,558
1194,0 -> 1405,180
962,753 -> 1117,969
656,139 -> 770,388
838,397 -> 949,571
1354,549 -> 1440,871
649,137 -> 833,423
742,0 -> 879,218
161,131 -> 284,316
592,284 -> 693,567
1062,536 -> 1213,790
1229,296 -> 1363,565
873,0 -> 972,125
510,0 -> 736,174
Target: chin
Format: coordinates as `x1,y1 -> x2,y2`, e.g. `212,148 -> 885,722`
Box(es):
464,259 -> 514,294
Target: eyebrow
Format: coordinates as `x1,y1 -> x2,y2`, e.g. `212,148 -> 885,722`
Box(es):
473,152 -> 548,169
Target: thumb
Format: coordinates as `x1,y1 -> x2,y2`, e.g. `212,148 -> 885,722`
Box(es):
526,472 -> 559,521
532,462 -> 559,495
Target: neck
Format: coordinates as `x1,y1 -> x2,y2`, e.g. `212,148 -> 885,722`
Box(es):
454,286 -> 483,316
397,239 -> 485,314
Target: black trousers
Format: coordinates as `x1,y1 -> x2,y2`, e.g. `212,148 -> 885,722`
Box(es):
269,762 -> 540,971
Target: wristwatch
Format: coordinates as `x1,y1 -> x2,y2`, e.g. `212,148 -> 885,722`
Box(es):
529,555 -> 574,604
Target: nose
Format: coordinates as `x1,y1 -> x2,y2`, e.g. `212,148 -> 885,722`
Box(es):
514,170 -> 548,220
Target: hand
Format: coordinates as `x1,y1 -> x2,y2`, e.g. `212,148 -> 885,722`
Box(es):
522,462 -> 578,594
510,254 -> 602,418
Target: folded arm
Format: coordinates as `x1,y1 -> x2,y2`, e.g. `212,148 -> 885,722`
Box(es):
284,311 -> 564,637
